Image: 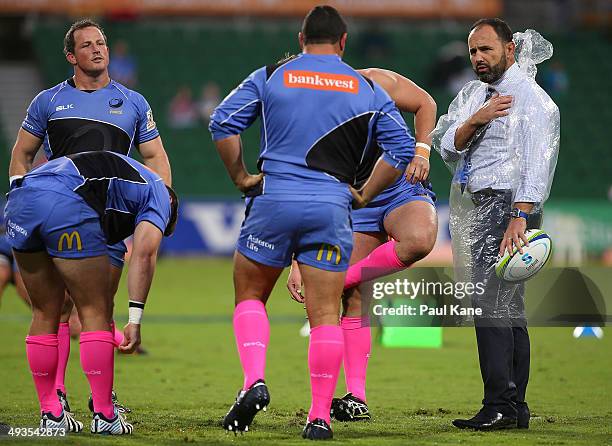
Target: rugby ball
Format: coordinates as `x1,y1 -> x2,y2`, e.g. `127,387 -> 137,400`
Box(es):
494,229 -> 552,282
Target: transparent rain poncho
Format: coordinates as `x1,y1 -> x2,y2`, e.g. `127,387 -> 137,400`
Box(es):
432,30 -> 560,320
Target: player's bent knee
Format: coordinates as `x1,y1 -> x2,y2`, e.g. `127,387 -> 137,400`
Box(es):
397,230 -> 436,264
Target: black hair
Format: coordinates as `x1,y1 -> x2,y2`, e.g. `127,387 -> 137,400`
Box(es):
164,185 -> 179,237
63,18 -> 107,55
301,5 -> 347,45
470,18 -> 513,43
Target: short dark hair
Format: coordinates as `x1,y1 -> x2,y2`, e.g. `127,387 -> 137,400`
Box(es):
63,19 -> 107,55
301,5 -> 347,45
470,18 -> 513,43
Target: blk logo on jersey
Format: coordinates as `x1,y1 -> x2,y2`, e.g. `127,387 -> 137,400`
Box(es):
284,70 -> 359,94
55,104 -> 74,112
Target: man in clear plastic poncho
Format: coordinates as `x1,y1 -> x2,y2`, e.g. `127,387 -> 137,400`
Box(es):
433,19 -> 559,430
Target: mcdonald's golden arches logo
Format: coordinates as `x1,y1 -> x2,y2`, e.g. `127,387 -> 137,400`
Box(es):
58,231 -> 82,252
316,243 -> 341,265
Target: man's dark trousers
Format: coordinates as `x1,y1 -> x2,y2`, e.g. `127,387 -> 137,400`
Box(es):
469,189 -> 540,416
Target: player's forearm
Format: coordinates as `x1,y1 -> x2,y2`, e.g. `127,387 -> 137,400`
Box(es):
413,96 -> 437,147
127,222 -> 162,312
9,129 -> 42,177
388,75 -> 437,145
138,137 -> 172,186
143,152 -> 172,187
214,135 -> 250,187
8,154 -> 32,178
127,251 -> 157,308
359,158 -> 403,204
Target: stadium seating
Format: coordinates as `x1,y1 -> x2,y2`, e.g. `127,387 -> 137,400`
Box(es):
24,21 -> 611,199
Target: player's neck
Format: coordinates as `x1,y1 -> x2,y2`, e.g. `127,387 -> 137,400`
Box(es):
72,71 -> 111,91
302,44 -> 341,57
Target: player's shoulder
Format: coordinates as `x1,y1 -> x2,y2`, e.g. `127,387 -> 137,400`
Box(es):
354,68 -> 379,88
352,69 -> 388,105
109,80 -> 150,108
344,64 -> 376,93
31,80 -> 70,106
264,53 -> 301,81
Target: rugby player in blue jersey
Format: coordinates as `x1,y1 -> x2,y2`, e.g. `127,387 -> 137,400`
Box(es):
288,68 -> 438,421
209,6 -> 416,440
8,19 -> 171,419
4,151 -> 177,435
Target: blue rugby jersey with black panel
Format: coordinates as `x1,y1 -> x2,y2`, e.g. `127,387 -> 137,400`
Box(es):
22,78 -> 159,160
21,151 -> 170,244
209,53 -> 415,202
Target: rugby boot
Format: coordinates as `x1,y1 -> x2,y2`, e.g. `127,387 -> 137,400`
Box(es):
331,393 -> 371,422
223,379 -> 270,433
302,418 -> 333,440
40,410 -> 83,433
91,410 -> 133,435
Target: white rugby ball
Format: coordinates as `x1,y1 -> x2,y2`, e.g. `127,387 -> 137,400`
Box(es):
495,229 -> 552,282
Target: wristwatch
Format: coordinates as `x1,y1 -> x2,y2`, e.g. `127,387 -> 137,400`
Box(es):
511,208 -> 529,221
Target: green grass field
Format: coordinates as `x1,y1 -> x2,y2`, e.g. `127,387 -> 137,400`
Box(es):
0,258 -> 610,445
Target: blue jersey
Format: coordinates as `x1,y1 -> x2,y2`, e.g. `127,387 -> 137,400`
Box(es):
22,78 -> 159,159
20,151 -> 171,244
209,53 -> 414,203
